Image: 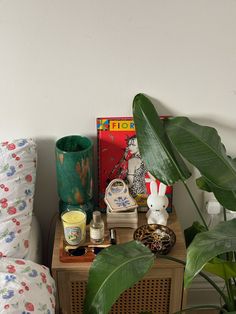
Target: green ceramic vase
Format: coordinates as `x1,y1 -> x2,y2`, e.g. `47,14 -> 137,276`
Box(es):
55,135 -> 93,206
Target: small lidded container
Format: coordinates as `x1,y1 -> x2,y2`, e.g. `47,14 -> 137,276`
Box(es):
61,210 -> 86,246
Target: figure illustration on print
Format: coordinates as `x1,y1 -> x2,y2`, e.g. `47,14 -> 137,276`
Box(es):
107,135 -> 147,199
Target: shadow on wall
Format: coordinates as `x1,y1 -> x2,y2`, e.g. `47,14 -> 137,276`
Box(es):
91,134 -> 98,205
147,95 -> 173,117
149,93 -> 236,136
34,137 -> 59,267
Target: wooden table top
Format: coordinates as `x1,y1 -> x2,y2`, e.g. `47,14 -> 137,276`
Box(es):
51,209 -> 186,271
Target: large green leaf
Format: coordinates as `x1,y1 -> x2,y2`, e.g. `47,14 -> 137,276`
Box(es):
195,176 -> 212,192
132,94 -> 191,185
185,219 -> 236,287
165,117 -> 236,190
84,240 -> 154,314
197,176 -> 236,211
204,257 -> 236,280
184,221 -> 207,247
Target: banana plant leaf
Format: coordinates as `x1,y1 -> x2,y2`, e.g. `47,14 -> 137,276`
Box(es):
203,257 -> 236,280
84,240 -> 154,314
132,94 -> 191,186
165,117 -> 236,190
197,176 -> 236,211
184,221 -> 207,247
195,176 -> 212,192
185,219 -> 236,287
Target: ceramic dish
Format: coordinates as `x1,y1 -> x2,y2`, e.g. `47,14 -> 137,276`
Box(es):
133,224 -> 176,255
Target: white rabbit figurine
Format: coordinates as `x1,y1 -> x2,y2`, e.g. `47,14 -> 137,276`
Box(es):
146,181 -> 169,226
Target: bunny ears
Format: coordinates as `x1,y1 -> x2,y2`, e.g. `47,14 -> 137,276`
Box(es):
146,171 -> 167,196
150,181 -> 167,197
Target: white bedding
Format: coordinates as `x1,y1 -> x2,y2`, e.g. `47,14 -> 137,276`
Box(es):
24,215 -> 42,264
0,216 -> 56,313
0,257 -> 56,313
0,138 -> 37,259
0,140 -> 55,313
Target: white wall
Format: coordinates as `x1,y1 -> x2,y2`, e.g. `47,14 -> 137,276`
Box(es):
0,0 -> 236,267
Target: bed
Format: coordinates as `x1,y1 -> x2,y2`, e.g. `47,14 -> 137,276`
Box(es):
25,215 -> 42,264
0,139 -> 56,313
0,215 -> 56,314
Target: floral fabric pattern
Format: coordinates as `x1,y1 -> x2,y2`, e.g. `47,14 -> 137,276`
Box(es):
0,139 -> 37,258
0,257 -> 56,313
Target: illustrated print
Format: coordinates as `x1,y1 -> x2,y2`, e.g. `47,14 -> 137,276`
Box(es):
97,117 -> 173,212
107,135 -> 147,198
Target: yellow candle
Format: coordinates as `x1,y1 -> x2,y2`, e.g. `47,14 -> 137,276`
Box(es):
61,210 -> 86,246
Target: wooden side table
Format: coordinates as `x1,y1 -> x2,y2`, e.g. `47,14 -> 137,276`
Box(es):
51,211 -> 186,314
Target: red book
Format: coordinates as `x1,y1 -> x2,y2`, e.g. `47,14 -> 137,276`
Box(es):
97,117 -> 173,212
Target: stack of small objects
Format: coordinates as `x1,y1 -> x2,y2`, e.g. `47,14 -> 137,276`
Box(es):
104,179 -> 138,228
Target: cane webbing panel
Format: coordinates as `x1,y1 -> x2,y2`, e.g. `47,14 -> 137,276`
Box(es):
110,278 -> 171,314
70,278 -> 171,314
71,281 -> 86,314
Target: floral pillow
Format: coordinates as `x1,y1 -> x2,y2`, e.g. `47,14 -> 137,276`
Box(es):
0,257 -> 56,313
0,139 -> 37,258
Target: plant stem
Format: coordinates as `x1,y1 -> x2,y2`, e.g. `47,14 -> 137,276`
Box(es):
225,279 -> 235,311
174,304 -> 227,314
182,181 -> 208,230
157,254 -> 228,304
221,209 -> 235,310
223,207 -> 227,222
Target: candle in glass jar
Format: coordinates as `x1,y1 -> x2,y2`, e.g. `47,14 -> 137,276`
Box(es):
61,210 -> 86,246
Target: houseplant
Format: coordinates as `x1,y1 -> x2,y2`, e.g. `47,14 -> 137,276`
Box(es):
84,93 -> 236,314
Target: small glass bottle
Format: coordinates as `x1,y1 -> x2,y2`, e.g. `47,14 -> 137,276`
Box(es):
90,211 -> 104,244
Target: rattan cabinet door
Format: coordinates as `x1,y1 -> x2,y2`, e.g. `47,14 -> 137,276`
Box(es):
57,271 -> 87,314
56,267 -> 184,314
110,277 -> 171,314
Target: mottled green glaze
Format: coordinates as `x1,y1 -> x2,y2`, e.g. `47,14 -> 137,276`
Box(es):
55,135 -> 93,205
